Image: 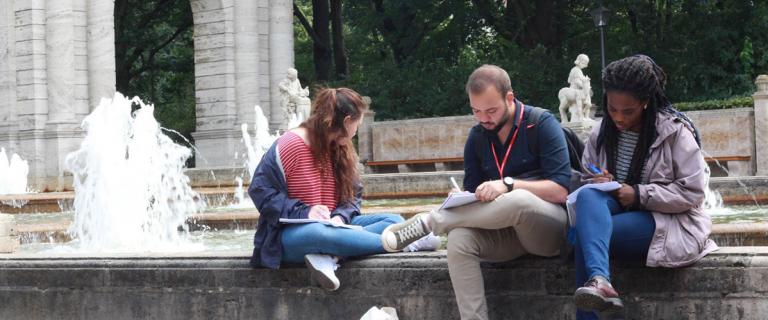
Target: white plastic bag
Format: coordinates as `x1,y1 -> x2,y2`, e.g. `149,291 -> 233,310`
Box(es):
359,306 -> 398,320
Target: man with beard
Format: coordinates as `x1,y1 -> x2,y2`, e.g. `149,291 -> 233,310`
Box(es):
381,64 -> 572,320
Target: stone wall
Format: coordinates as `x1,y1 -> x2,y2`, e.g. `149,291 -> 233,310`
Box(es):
370,115 -> 475,162
360,98 -> 763,177
0,249 -> 765,319
0,0 -> 115,191
686,108 -> 756,176
0,0 -> 294,191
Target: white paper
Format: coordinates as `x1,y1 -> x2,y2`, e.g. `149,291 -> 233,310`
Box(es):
565,181 -> 622,227
279,218 -> 364,230
360,306 -> 398,320
438,191 -> 478,210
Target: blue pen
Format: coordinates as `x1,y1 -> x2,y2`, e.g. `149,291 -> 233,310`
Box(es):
587,163 -> 602,175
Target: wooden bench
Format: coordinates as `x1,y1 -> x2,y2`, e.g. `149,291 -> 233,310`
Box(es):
363,157 -> 464,173
362,154 -> 753,176
704,155 -> 753,177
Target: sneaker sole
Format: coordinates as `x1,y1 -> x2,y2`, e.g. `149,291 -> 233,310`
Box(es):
381,225 -> 400,253
574,288 -> 624,314
304,256 -> 339,291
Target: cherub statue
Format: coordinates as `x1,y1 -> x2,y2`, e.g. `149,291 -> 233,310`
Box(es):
558,54 -> 593,123
278,68 -> 311,125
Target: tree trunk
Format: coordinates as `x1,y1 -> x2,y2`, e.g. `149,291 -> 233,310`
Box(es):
114,0 -> 129,92
312,0 -> 332,82
330,0 -> 348,80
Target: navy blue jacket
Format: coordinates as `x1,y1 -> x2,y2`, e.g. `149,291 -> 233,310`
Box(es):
248,140 -> 363,269
463,102 -> 571,192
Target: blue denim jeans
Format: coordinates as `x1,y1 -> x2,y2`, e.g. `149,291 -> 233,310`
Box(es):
281,213 -> 404,263
572,188 -> 656,320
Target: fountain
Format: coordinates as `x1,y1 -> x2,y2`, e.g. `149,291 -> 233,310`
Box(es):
229,105 -> 282,209
63,93 -> 204,252
0,148 -> 29,195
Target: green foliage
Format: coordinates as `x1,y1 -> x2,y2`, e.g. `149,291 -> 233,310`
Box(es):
114,0 -> 194,142
114,0 -> 768,132
675,96 -> 754,112
294,0 -> 768,120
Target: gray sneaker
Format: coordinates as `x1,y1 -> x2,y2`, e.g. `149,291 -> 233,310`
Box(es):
381,213 -> 431,252
304,254 -> 340,291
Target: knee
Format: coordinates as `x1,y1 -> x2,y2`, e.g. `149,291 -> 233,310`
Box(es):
499,189 -> 538,211
575,188 -> 609,205
380,213 -> 405,224
447,228 -> 481,258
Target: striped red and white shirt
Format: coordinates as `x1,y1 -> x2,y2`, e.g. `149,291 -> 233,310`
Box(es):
278,131 -> 338,211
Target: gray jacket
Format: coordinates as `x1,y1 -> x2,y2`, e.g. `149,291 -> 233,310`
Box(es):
582,113 -> 718,267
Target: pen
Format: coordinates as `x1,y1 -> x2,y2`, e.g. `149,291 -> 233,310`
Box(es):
587,163 -> 602,175
450,177 -> 461,191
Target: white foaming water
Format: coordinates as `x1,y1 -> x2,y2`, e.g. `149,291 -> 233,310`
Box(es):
232,105 -> 283,208
64,93 -> 204,252
698,155 -> 740,216
703,186 -> 735,216
242,105 -> 280,177
0,148 -> 29,195
287,112 -> 302,132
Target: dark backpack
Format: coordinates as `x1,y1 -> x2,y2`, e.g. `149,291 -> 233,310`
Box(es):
526,107 -> 585,173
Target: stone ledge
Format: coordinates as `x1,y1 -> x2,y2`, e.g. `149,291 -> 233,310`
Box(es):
0,248 -> 765,319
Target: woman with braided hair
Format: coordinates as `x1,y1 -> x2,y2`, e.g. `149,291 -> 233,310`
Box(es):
570,55 -> 717,319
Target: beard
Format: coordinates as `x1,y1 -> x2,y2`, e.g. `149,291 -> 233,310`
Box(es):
482,102 -> 512,134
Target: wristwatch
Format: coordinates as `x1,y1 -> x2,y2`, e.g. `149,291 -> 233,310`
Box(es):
503,176 -> 515,192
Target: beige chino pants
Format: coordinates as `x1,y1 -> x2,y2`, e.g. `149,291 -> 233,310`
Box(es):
429,189 -> 567,320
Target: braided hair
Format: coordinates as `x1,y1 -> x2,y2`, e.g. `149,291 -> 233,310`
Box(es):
597,55 -> 672,185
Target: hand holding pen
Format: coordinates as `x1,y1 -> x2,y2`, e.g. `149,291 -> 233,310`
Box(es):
587,163 -> 614,183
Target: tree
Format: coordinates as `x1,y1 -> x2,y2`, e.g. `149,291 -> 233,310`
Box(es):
295,0 -> 349,82
114,0 -> 195,142
295,0 -> 767,120
330,0 -> 349,80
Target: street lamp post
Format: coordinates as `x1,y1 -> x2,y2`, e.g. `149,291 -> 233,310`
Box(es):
590,5 -> 610,70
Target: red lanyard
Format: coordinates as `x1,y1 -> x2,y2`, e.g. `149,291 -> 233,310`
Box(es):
491,101 -> 524,179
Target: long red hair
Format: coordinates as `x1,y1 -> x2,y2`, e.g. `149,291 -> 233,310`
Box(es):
300,88 -> 367,203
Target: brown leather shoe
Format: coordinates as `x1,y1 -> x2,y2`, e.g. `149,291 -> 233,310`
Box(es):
574,275 -> 624,315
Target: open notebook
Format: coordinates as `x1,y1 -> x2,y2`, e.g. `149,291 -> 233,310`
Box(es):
438,191 -> 478,210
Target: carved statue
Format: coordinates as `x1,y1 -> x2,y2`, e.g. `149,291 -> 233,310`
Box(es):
278,68 -> 311,125
558,54 -> 593,123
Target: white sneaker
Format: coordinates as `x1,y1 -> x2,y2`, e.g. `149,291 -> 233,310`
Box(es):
403,232 -> 442,252
304,254 -> 340,291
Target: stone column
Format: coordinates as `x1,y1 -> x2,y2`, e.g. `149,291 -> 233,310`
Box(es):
268,0 -> 293,130
43,0 -> 82,190
0,1 -> 18,148
190,0 -> 240,167
358,107 -> 375,164
15,0 -> 50,190
45,0 -> 76,124
234,0 -> 260,127
86,0 -> 116,111
562,120 -> 596,143
753,75 -> 768,176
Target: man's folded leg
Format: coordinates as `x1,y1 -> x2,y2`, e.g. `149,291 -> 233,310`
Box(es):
447,227 -> 525,320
